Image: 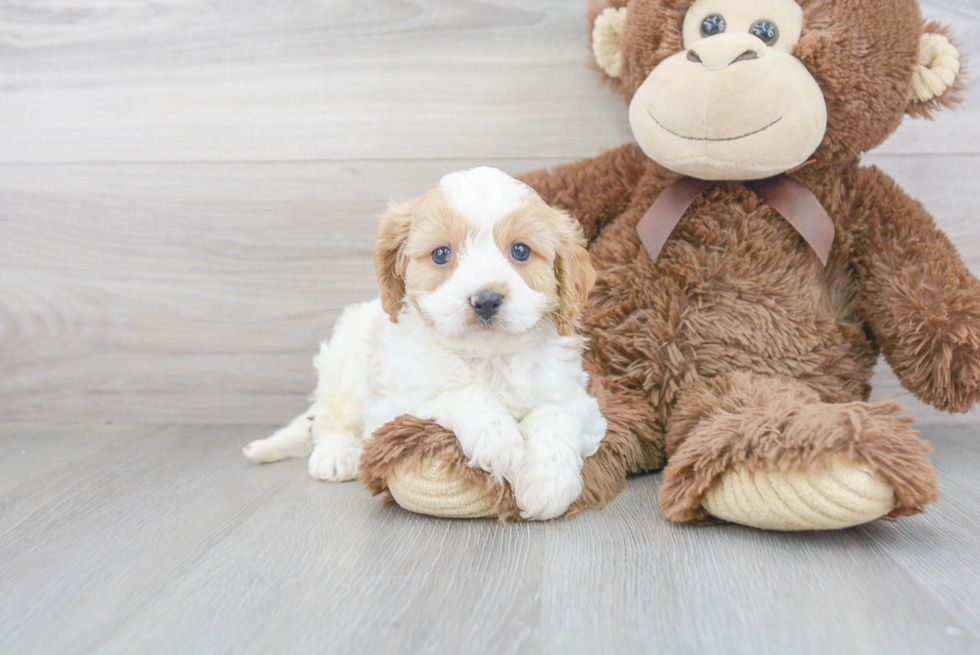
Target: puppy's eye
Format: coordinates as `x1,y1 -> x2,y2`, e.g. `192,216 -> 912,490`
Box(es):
510,243 -> 531,262
431,246 -> 452,265
700,14 -> 726,37
749,20 -> 779,45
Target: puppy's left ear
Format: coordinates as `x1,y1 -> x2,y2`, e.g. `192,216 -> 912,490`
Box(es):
553,213 -> 596,337
375,199 -> 415,322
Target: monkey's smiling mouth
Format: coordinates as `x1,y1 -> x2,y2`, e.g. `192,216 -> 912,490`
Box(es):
647,110 -> 783,142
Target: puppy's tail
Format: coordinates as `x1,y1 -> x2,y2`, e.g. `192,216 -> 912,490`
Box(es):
244,403 -> 319,463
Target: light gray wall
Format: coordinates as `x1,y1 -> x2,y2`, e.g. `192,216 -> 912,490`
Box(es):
1,0 -> 978,424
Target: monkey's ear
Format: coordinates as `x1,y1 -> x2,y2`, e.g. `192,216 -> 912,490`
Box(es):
591,5 -> 628,79
906,25 -> 963,119
374,199 -> 415,322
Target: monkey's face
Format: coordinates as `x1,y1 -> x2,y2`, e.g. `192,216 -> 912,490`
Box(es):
593,0 -> 958,177
627,0 -> 826,181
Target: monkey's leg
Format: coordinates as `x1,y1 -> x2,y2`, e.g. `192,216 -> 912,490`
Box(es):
658,372 -> 937,530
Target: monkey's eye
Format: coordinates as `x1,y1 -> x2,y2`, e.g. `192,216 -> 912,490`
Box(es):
431,246 -> 452,265
700,15 -> 726,37
749,20 -> 779,45
510,243 -> 531,262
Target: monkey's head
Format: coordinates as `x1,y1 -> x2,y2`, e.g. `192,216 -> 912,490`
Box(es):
591,0 -> 962,180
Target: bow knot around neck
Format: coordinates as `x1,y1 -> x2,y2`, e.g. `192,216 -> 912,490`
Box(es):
635,175 -> 835,266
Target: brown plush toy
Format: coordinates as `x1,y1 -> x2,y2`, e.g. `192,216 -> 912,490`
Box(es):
359,0 -> 977,530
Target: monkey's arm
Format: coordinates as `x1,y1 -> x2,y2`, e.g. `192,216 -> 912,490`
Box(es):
518,144 -> 648,241
853,165 -> 980,412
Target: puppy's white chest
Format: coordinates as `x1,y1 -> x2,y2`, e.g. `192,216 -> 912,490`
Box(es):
463,354 -> 539,418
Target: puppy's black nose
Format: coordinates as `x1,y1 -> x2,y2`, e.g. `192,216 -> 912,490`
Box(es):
470,291 -> 503,321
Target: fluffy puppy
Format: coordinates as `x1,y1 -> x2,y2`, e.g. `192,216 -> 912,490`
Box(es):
244,167 -> 607,520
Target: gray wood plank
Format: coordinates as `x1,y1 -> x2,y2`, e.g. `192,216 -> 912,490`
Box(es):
0,424 -> 301,654
1,423 -> 979,654
97,473 -> 544,655
855,425 -> 980,638
0,422 -> 154,495
0,0 -> 633,163
535,425 -> 980,654
0,0 -> 975,163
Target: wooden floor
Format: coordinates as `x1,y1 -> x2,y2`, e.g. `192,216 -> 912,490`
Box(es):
1,422 -> 978,654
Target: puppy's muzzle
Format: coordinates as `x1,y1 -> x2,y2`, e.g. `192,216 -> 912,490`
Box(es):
470,291 -> 504,322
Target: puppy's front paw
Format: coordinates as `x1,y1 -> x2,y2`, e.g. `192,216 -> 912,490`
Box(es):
462,420 -> 524,483
513,443 -> 584,521
308,441 -> 362,482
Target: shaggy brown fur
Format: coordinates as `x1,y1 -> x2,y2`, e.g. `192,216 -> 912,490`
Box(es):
659,373 -> 937,523
359,0 -> 975,524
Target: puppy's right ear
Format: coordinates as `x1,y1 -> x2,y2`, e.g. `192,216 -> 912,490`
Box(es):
374,200 -> 415,322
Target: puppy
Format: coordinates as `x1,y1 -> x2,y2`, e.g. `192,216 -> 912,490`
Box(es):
244,167 -> 607,520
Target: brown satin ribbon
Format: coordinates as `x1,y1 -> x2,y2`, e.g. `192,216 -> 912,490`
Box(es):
636,174 -> 835,266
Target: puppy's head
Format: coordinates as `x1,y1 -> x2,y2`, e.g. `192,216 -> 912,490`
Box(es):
375,167 -> 595,341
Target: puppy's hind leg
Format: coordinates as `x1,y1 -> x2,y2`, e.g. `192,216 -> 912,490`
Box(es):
308,396 -> 364,482
244,403 -> 319,464
306,299 -> 382,482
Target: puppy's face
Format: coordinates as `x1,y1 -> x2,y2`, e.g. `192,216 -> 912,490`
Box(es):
375,167 -> 595,341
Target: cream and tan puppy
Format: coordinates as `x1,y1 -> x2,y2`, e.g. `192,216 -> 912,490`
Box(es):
244,167 -> 607,520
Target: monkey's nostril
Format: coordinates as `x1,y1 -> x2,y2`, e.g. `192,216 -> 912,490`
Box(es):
686,49 -> 702,64
732,50 -> 760,64
471,291 -> 504,322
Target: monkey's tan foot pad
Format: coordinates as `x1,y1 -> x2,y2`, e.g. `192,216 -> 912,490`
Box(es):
701,456 -> 896,531
387,460 -> 499,519
360,415 -> 624,521
360,415 -> 527,520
